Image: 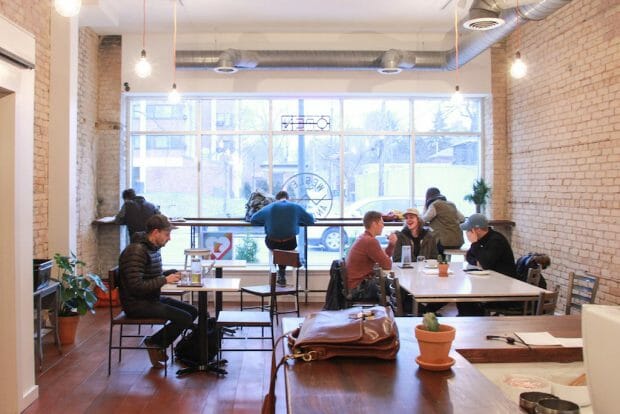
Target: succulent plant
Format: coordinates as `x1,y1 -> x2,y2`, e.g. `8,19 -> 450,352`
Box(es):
422,312 -> 440,332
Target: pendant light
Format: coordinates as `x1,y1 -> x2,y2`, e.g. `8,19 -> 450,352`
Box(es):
451,2 -> 464,106
54,0 -> 81,17
168,0 -> 181,104
510,0 -> 528,79
134,0 -> 152,78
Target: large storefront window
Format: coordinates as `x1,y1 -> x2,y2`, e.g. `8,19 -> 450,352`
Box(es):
125,96 -> 482,266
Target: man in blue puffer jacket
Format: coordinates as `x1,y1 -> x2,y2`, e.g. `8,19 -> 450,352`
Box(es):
119,214 -> 198,368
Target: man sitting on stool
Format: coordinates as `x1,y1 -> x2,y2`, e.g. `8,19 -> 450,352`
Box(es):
251,190 -> 315,286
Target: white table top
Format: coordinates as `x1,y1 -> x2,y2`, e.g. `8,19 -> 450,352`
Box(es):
200,259 -> 246,268
162,277 -> 240,292
393,262 -> 547,299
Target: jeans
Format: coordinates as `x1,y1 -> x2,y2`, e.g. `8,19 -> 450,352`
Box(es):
265,236 -> 297,277
125,296 -> 198,347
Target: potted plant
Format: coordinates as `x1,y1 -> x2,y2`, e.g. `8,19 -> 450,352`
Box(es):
53,252 -> 106,344
464,178 -> 491,213
414,313 -> 456,371
437,255 -> 449,277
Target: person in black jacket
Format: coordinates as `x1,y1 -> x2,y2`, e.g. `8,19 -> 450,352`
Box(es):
118,214 -> 197,368
458,213 -> 517,316
115,188 -> 161,239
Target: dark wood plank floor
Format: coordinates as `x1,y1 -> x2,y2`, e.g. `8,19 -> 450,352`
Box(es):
24,301 -> 324,414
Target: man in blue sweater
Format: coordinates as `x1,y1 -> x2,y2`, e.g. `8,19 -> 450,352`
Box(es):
251,190 -> 315,285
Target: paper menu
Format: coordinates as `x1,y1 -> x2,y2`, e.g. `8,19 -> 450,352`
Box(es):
514,332 -> 562,346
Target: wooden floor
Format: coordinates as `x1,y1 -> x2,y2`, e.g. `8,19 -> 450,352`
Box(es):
24,301 -> 324,414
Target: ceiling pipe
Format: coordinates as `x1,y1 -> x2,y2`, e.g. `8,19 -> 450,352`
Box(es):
176,0 -> 572,74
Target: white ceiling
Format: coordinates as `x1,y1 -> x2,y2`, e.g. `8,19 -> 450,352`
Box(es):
80,0 -> 476,35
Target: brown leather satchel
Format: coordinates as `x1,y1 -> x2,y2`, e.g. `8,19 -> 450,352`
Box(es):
261,306 -> 399,414
289,305 -> 400,361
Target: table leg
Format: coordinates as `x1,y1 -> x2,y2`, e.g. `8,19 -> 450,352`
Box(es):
412,299 -> 419,317
35,293 -> 42,370
176,290 -> 227,377
215,267 -> 223,317
52,285 -> 62,354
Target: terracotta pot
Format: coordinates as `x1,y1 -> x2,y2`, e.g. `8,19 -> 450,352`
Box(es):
58,314 -> 80,345
415,324 -> 455,365
438,263 -> 449,277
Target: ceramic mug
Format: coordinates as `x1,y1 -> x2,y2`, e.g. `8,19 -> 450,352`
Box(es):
424,259 -> 438,268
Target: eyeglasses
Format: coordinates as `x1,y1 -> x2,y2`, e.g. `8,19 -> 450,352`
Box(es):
485,335 -> 531,350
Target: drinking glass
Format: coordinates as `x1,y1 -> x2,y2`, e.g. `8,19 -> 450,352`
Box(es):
401,246 -> 412,265
416,256 -> 425,276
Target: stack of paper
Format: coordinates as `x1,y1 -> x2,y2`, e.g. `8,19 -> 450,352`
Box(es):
514,332 -> 583,347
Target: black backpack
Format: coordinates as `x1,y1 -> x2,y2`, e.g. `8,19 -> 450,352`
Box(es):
244,189 -> 275,222
174,317 -> 219,366
515,253 -> 549,289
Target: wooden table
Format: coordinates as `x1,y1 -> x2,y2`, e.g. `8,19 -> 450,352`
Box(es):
202,259 -> 246,316
282,315 -> 581,414
395,262 -> 549,315
162,277 -> 240,376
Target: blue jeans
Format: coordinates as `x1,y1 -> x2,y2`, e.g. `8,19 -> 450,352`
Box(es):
265,236 -> 297,277
125,296 -> 198,347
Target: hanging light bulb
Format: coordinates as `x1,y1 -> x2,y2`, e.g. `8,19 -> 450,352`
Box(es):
168,83 -> 181,104
511,0 -> 527,79
510,51 -> 527,79
134,0 -> 152,78
135,50 -> 152,78
54,0 -> 81,17
451,85 -> 464,106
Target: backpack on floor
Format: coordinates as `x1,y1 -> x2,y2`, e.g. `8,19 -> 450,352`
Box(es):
174,317 -> 219,366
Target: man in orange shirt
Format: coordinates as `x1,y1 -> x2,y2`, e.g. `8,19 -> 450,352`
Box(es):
345,211 -> 397,301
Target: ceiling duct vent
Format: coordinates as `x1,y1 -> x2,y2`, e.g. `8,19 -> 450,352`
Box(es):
463,0 -> 505,31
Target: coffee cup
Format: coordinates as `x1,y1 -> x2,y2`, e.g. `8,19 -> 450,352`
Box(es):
424,259 -> 438,268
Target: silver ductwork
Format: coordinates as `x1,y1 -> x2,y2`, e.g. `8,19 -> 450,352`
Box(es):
463,0 -> 505,31
176,0 -> 572,74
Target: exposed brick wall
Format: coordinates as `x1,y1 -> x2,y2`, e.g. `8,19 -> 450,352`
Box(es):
76,27 -> 99,272
95,35 -> 123,274
497,0 -> 620,307
0,1 -> 51,258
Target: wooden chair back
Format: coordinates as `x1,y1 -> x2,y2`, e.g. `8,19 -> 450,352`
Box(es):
385,273 -> 403,316
536,285 -> 560,315
565,271 -> 599,315
526,266 -> 542,286
273,249 -> 302,268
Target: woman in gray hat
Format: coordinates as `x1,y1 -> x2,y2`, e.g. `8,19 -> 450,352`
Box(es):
422,187 -> 465,249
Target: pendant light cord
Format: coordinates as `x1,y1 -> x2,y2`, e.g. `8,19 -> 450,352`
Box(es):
516,0 -> 521,52
454,2 -> 459,86
173,0 -> 177,85
142,0 -> 147,50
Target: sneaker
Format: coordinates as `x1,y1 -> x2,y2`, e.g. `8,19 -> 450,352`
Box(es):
276,277 -> 287,286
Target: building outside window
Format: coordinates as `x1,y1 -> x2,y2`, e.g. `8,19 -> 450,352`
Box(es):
126,96 -> 482,266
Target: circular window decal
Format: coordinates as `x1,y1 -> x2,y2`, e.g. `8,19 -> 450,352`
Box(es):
282,173 -> 333,218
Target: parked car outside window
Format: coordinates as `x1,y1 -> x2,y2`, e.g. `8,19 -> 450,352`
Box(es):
306,197 -> 419,251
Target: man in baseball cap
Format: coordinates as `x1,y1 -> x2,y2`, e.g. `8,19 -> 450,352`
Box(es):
458,213 -> 517,316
